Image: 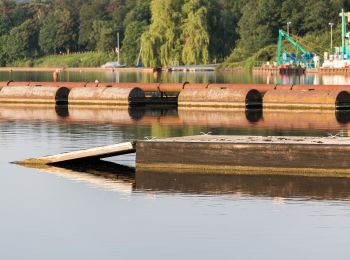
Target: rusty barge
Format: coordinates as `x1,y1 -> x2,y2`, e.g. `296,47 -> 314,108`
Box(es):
16,135 -> 350,177
1,81 -> 350,109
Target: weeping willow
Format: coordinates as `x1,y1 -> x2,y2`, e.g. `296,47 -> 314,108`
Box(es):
141,0 -> 183,67
181,0 -> 209,65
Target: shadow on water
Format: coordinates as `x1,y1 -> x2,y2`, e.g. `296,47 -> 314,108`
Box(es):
25,159 -> 350,201
52,160 -> 135,177
27,160 -> 136,193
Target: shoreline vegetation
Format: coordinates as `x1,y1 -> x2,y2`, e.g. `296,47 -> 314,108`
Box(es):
7,52 -> 117,68
0,1 -> 347,71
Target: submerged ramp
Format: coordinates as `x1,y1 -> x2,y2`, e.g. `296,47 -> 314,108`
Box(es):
17,142 -> 136,165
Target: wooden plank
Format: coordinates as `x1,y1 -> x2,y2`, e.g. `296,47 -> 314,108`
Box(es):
16,141 -> 136,165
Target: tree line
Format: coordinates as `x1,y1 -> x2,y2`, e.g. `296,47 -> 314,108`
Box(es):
0,0 -> 349,67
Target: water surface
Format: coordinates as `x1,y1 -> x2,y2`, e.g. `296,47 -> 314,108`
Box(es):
2,69 -> 350,85
1,71 -> 350,259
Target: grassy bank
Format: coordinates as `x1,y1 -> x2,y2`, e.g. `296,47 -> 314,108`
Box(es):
219,45 -> 277,71
8,52 -> 117,68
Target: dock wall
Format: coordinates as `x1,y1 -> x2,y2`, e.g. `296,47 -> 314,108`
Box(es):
136,136 -> 350,175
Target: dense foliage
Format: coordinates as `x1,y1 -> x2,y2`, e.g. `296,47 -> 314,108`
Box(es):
0,0 -> 350,67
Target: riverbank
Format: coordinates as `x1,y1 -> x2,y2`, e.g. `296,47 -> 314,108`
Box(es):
0,67 -> 156,73
8,52 -> 118,67
2,52 -> 153,73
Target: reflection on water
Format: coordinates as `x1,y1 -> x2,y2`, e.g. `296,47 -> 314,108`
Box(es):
30,161 -> 135,194
5,103 -> 350,200
136,171 -> 350,201
23,160 -> 350,201
4,70 -> 350,85
1,105 -> 350,136
2,103 -> 350,259
55,105 -> 69,117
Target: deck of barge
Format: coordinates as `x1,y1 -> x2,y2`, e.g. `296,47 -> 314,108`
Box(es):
16,135 -> 350,177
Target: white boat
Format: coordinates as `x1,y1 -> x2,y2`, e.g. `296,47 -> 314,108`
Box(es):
101,32 -> 126,68
101,62 -> 126,68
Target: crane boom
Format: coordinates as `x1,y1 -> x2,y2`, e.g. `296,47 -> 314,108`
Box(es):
277,29 -> 309,66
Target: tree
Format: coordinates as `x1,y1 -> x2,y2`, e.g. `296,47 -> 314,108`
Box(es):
236,0 -> 282,58
39,8 -> 75,54
56,8 -> 76,53
6,19 -> 39,61
52,0 -> 82,52
89,20 -> 116,52
0,35 -> 8,65
0,0 -> 15,16
280,0 -> 304,35
39,11 -> 58,54
141,0 -> 183,67
78,3 -> 96,49
97,24 -> 115,52
121,0 -> 151,65
123,0 -> 151,28
122,21 -> 147,65
0,14 -> 11,35
206,0 -> 245,61
302,0 -> 337,34
10,2 -> 33,27
181,0 -> 209,65
0,0 -> 346,66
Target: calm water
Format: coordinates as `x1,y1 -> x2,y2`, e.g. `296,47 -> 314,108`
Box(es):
2,69 -> 350,85
1,71 -> 350,259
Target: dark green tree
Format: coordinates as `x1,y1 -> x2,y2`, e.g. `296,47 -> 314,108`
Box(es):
121,21 -> 147,65
0,14 -> 11,35
39,11 -> 58,54
78,3 -> 96,49
97,23 -> 115,52
0,35 -> 8,66
39,8 -> 76,54
55,8 -> 76,53
236,0 -> 282,58
89,20 -> 116,52
123,0 -> 151,28
6,19 -> 40,61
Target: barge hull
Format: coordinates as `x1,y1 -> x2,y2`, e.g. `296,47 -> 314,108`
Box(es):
136,135 -> 350,175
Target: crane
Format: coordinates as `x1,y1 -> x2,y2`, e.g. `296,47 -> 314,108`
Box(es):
277,29 -> 315,68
